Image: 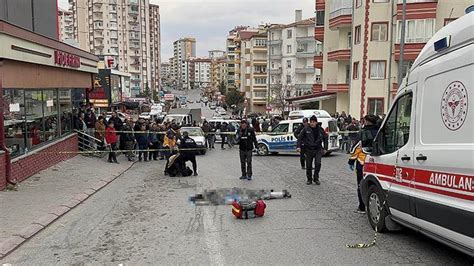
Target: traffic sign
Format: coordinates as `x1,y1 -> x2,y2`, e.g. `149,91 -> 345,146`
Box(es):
164,94 -> 174,101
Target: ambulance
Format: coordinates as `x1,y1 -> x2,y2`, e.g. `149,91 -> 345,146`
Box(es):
255,114 -> 339,156
360,11 -> 473,257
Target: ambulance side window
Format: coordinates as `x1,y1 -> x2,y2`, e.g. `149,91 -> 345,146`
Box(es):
379,93 -> 413,154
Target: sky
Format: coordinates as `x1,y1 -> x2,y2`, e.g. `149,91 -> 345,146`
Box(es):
59,0 -> 315,61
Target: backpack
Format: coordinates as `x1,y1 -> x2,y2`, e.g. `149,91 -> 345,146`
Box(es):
232,200 -> 266,219
181,166 -> 193,177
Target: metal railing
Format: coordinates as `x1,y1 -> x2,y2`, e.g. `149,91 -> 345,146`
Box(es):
329,7 -> 352,19
75,130 -> 105,158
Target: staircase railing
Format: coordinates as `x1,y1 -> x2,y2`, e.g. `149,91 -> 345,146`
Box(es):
75,130 -> 105,157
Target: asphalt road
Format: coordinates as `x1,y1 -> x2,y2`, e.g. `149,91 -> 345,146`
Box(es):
1,90 -> 471,264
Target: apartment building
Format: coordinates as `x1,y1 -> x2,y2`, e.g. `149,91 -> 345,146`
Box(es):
268,10 -> 321,105
315,0 -> 472,119
211,57 -> 227,93
161,62 -> 171,79
186,58 -> 212,90
172,37 -> 196,89
58,8 -> 75,42
69,0 -> 151,96
209,50 -> 226,59
238,30 -> 269,113
149,4 -> 161,92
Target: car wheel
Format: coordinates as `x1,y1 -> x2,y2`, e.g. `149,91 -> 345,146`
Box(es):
366,185 -> 388,233
257,144 -> 269,156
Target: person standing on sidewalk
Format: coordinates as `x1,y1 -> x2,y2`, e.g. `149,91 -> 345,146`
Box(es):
235,120 -> 258,181
135,124 -> 149,162
95,116 -> 106,150
122,119 -> 136,161
220,122 -> 228,150
105,121 -> 119,164
227,122 -> 236,149
148,123 -> 160,161
297,115 -> 328,185
294,117 -> 308,169
108,111 -> 124,151
201,121 -> 213,149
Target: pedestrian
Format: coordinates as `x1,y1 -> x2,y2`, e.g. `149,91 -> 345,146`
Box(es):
84,108 -> 96,137
235,120 -> 258,181
158,124 -> 165,160
297,115 -> 328,185
163,124 -> 180,175
294,118 -> 309,169
179,131 -> 198,176
148,123 -> 160,161
108,111 -> 123,150
122,119 -> 136,161
220,122 -> 228,150
135,124 -> 149,162
201,121 -> 213,149
227,122 -> 236,148
348,114 -> 381,214
95,115 -> 106,150
105,121 -> 119,164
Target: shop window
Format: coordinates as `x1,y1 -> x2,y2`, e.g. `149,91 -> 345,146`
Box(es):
25,91 -> 45,148
59,89 -> 74,135
3,90 -> 26,157
42,90 -> 59,142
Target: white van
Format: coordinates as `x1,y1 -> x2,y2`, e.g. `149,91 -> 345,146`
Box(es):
360,12 -> 473,257
256,118 -> 339,156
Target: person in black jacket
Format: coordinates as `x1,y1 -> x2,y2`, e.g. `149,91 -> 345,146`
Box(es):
297,115 -> 328,185
220,122 -> 228,150
235,120 -> 258,181
294,117 -> 309,169
179,131 -> 198,176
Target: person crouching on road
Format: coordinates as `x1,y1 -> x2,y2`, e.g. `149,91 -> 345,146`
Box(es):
135,124 -> 149,162
163,124 -> 180,175
348,114 -> 381,214
105,121 -> 119,164
236,120 -> 258,181
179,131 -> 198,176
294,117 -> 309,169
297,115 -> 328,185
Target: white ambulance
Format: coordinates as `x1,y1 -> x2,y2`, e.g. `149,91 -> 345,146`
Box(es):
360,11 -> 473,257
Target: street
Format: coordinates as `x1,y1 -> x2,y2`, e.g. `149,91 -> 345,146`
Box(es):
1,91 -> 471,264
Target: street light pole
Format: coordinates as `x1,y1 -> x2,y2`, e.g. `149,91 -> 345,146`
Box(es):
398,0 -> 407,86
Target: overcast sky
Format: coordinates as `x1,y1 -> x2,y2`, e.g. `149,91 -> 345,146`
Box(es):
59,0 -> 314,61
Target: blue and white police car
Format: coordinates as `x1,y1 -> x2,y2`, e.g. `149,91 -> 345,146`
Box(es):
256,114 -> 340,156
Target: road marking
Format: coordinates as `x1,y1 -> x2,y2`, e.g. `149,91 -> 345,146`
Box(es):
203,207 -> 225,266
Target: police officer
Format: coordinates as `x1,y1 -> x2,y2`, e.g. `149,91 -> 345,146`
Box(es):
294,118 -> 309,169
236,120 -> 258,180
297,115 -> 328,185
348,114 -> 380,213
179,131 -> 198,176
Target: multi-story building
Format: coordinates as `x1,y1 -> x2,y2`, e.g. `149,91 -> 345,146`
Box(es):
210,57 -> 227,94
238,29 -> 269,113
58,8 -> 75,42
268,10 -> 321,105
149,4 -> 161,92
172,37 -> 196,89
311,0 -> 472,119
161,62 -> 171,79
69,0 -> 151,96
186,58 -> 212,90
208,50 -> 226,59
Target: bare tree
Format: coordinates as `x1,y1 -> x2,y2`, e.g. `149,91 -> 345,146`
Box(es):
269,81 -> 293,117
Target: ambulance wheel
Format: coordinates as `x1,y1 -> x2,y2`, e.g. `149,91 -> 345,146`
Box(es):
366,185 -> 388,233
257,144 -> 269,156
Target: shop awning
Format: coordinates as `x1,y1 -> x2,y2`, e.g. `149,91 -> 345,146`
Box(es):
286,92 -> 336,105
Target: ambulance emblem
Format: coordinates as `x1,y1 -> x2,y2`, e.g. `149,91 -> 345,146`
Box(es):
441,81 -> 468,131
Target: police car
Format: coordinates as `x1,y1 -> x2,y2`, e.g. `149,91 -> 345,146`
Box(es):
256,116 -> 339,156
360,11 -> 473,257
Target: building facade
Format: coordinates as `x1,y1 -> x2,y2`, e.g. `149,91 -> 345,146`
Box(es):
226,26 -> 257,91
210,57 -> 227,94
69,0 -> 151,96
208,50 -> 226,59
58,8 -> 75,42
149,4 -> 160,92
172,37 -> 196,89
186,58 -> 212,91
316,0 -> 472,118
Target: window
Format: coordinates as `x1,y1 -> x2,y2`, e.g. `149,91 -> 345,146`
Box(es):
255,78 -> 267,84
316,11 -> 325,26
254,65 -> 266,73
356,0 -> 362,7
272,123 -> 289,133
271,32 -> 275,40
254,91 -> 267,98
397,19 -> 435,43
369,61 -> 386,79
255,39 -> 267,47
378,93 -> 412,154
287,45 -> 292,54
287,29 -> 292,39
371,22 -> 388,41
286,75 -> 292,84
367,98 -> 384,116
353,61 -> 359,79
354,25 -> 361,44
292,123 -> 302,133
287,60 -> 292,69
373,0 -> 389,2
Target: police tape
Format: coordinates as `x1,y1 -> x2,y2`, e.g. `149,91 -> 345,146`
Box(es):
86,130 -> 361,135
346,227 -> 378,249
34,147 -> 208,155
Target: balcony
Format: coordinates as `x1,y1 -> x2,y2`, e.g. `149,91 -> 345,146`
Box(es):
397,0 -> 437,20
253,59 -> 267,65
394,43 -> 425,61
253,71 -> 267,76
129,8 -> 139,15
295,84 -> 313,90
94,42 -> 104,48
93,9 -> 103,14
129,34 -> 140,41
295,67 -> 315,74
329,5 -> 352,30
268,40 -> 282,46
93,1 -> 103,7
327,48 -> 350,61
129,19 -> 139,25
326,80 -> 349,92
269,68 -> 282,75
314,55 -> 323,69
313,83 -> 323,93
296,36 -> 315,43
296,49 -> 315,58
315,26 -> 324,41
316,0 -> 325,10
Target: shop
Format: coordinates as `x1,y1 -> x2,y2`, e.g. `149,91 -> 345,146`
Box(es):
88,68 -> 130,112
0,20 -> 98,189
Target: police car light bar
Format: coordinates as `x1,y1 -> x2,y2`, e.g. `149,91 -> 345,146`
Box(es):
434,36 -> 450,52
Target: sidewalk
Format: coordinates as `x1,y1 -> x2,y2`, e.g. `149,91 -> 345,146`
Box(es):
0,155 -> 134,258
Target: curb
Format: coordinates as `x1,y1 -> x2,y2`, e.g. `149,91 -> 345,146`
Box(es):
0,162 -> 136,259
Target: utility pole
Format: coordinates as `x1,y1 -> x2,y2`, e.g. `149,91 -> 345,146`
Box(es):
397,0 -> 407,86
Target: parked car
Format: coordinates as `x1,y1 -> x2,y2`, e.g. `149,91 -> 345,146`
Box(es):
180,127 -> 207,155
105,111 -> 129,122
139,112 -> 151,120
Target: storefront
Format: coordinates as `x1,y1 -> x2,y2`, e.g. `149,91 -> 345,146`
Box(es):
88,68 -> 130,112
0,20 -> 98,189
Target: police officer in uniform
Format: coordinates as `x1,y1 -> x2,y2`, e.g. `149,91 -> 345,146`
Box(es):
294,117 -> 309,169
236,120 -> 258,180
297,115 -> 328,185
179,131 -> 198,176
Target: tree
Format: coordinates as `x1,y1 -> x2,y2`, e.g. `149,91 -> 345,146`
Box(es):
225,90 -> 244,107
269,81 -> 293,117
219,81 -> 226,95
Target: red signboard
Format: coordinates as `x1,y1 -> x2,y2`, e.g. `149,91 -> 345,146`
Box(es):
54,50 -> 81,68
